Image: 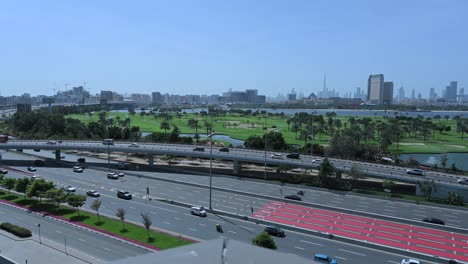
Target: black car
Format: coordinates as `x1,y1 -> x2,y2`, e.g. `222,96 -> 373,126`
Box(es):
422,218 -> 445,225
117,190 -> 132,200
193,147 -> 205,152
284,194 -> 302,201
219,147 -> 230,152
286,153 -> 300,159
86,190 -> 100,197
264,226 -> 285,237
77,158 -> 86,163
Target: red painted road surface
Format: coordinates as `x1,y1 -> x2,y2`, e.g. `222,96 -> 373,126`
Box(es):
254,201 -> 468,262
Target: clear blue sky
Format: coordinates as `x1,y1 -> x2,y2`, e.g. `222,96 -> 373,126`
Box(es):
1,0 -> 467,98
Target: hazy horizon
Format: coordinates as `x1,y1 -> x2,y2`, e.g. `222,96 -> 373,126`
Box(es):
1,0 -> 467,98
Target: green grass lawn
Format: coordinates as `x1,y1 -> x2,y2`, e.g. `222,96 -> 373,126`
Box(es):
68,112 -> 468,154
0,191 -> 192,249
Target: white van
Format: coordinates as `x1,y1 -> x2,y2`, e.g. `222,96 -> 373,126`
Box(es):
190,206 -> 207,217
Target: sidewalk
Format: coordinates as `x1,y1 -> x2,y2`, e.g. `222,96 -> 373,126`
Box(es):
0,230 -> 102,264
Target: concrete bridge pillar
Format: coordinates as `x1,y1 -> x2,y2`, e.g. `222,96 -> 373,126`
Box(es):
55,150 -> 61,161
233,160 -> 242,174
148,154 -> 154,166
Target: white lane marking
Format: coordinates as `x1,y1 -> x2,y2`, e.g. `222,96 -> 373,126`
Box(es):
387,261 -> 399,264
15,216 -> 23,220
163,222 -> 171,225
189,228 -> 197,232
206,218 -> 226,224
294,246 -> 304,250
335,256 -> 347,260
103,247 -> 111,252
287,253 -> 298,257
240,226 -> 254,231
78,238 -> 86,242
300,240 -> 324,246
228,230 -> 236,234
338,249 -> 366,256
199,223 -> 206,227
56,230 -> 63,234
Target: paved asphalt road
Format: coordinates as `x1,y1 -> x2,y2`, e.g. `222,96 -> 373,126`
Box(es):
0,202 -> 150,262
3,140 -> 468,186
0,151 -> 448,263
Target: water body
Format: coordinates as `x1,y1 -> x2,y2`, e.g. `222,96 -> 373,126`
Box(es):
399,153 -> 468,171
112,108 -> 467,118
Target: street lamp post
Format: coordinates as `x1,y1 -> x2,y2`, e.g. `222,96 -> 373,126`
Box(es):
208,132 -> 216,210
37,224 -> 41,244
264,129 -> 267,181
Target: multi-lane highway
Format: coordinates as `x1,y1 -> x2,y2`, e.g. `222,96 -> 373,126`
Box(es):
2,140 -> 468,186
0,202 -> 150,262
1,151 -> 460,263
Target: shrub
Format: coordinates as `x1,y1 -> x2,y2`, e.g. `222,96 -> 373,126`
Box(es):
0,222 -> 32,238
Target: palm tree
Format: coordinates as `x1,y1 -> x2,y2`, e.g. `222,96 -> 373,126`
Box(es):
187,119 -> 200,142
160,121 -> 170,138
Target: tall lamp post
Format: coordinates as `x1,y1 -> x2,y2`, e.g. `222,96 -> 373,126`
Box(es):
37,224 -> 41,244
264,128 -> 267,181
208,132 -> 216,210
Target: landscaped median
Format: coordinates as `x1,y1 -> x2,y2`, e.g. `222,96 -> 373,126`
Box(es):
0,190 -> 194,250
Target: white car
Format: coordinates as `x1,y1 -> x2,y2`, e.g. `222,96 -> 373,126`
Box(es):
117,172 -> 124,177
31,175 -> 40,180
406,169 -> 424,176
0,168 -> 8,174
129,143 -> 140,148
73,166 -> 83,173
107,172 -> 119,179
190,206 -> 207,217
270,153 -> 282,159
401,259 -> 420,264
46,140 -> 57,145
64,185 -> 76,192
312,158 -> 323,163
457,178 -> 468,185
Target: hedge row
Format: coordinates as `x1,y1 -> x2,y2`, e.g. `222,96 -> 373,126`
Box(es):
0,222 -> 32,238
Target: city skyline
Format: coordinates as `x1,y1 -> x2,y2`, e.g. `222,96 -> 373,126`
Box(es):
0,1 -> 467,98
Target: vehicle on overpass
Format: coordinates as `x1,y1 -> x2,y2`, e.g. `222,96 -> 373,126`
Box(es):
117,190 -> 132,200
107,172 -> 119,179
86,190 -> 100,197
264,226 -> 285,237
406,169 -> 424,176
422,217 -> 445,225
457,178 -> 468,185
102,139 -> 114,145
0,134 -> 8,143
27,166 -> 36,172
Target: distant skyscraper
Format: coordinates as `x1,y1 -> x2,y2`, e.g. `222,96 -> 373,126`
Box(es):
445,81 -> 457,101
383,82 -> 394,104
398,86 -> 405,101
429,88 -> 437,101
411,89 -> 415,100
367,74 -> 384,104
287,88 -> 297,101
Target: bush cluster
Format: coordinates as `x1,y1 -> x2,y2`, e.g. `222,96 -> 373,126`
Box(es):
0,222 -> 32,238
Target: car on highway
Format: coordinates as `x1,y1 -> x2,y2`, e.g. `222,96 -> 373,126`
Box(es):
219,147 -> 230,152
31,175 -> 40,180
406,169 -> 424,176
117,172 -> 124,177
77,158 -> 86,163
64,185 -> 76,192
86,190 -> 100,197
457,178 -> 468,185
102,139 -> 114,145
422,217 -> 445,225
190,206 -> 207,217
270,153 -> 282,159
314,253 -> 337,264
107,172 -> 119,179
284,194 -> 302,201
117,162 -> 128,170
0,168 -> 8,174
286,153 -> 300,159
117,190 -> 132,200
193,147 -> 205,152
27,166 -> 37,172
46,140 -> 57,145
312,158 -> 323,163
264,226 -> 285,237
129,143 -> 140,148
401,259 -> 420,264
73,166 -> 84,173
